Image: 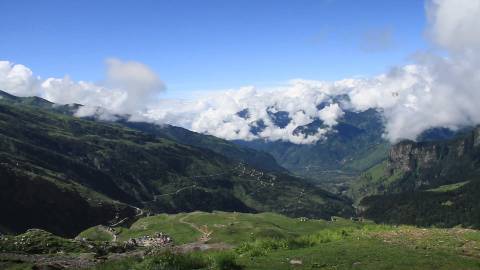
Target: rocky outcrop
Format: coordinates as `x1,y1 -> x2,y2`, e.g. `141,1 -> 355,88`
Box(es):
357,126 -> 480,227
384,127 -> 480,191
388,141 -> 440,174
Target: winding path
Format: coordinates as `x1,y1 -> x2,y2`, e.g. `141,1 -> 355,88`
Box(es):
178,213 -> 212,243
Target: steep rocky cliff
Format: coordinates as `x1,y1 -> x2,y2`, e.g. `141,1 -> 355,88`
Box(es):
352,127 -> 480,227
350,127 -> 480,202
386,127 -> 480,190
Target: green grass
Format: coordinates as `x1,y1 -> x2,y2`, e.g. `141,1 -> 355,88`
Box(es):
115,213 -> 200,244
427,181 -> 470,193
115,212 -> 356,245
5,212 -> 480,269
1,263 -> 35,270
343,142 -> 389,172
347,161 -> 405,204
90,250 -> 242,270
77,226 -> 115,242
238,237 -> 480,270
88,212 -> 480,269
0,229 -> 87,254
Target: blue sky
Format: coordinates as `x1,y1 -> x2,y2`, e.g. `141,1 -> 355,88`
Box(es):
0,0 -> 427,98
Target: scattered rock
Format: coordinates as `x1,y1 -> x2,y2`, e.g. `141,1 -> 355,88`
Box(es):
289,259 -> 302,266
129,232 -> 173,248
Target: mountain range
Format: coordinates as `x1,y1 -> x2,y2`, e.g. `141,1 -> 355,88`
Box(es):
2,88 -> 480,237
0,90 -> 353,236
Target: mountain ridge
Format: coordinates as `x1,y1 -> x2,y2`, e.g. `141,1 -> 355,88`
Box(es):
0,90 -> 353,236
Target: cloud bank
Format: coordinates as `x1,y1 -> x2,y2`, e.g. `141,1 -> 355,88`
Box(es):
0,59 -> 165,118
1,0 -> 480,144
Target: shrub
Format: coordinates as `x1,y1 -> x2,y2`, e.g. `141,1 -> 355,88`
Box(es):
235,227 -> 357,258
133,250 -> 209,270
211,251 -> 243,270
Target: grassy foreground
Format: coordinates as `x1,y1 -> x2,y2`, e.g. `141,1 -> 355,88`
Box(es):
86,212 -> 480,270
3,212 -> 480,269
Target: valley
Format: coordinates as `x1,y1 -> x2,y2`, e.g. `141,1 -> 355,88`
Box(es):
0,91 -> 353,237
2,91 -> 480,269
3,1 -> 480,268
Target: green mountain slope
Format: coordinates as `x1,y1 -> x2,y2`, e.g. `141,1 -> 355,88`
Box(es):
119,121 -> 286,173
351,127 -> 480,227
0,91 -> 353,236
0,90 -> 287,173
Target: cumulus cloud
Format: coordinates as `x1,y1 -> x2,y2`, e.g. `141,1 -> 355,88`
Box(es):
427,0 -> 480,52
1,0 -> 480,144
143,80 -> 352,144
0,61 -> 40,97
145,0 -> 480,143
104,58 -> 165,113
0,58 -> 165,116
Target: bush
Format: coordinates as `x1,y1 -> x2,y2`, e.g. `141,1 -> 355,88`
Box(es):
133,251 -> 209,270
235,237 -> 311,257
298,228 -> 352,245
91,257 -> 140,270
235,228 -> 357,258
92,250 -> 243,270
211,252 -> 243,270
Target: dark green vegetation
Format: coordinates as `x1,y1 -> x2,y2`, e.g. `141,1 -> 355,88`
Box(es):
120,121 -> 286,173
351,127 -> 480,228
0,229 -> 87,254
4,89 -> 480,269
0,90 -> 352,237
5,212 -> 480,269
235,109 -> 389,192
89,250 -> 243,270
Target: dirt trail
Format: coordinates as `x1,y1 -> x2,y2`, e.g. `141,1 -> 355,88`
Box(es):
178,213 -> 212,243
175,213 -> 234,253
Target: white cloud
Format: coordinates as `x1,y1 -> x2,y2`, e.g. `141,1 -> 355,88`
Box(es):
0,59 -> 165,116
104,58 -> 165,113
427,0 -> 480,52
318,103 -> 344,126
143,80 -> 349,144
0,61 -> 40,97
1,0 -> 480,144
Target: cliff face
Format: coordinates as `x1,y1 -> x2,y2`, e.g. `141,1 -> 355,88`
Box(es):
349,126 -> 480,204
388,142 -> 439,173
355,127 -> 480,228
385,127 -> 480,190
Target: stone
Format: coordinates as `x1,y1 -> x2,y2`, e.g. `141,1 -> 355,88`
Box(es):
289,259 -> 302,265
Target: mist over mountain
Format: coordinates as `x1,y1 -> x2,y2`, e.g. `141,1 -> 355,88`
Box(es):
1,1 -> 480,147
4,1 -> 480,269
0,90 -> 353,236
